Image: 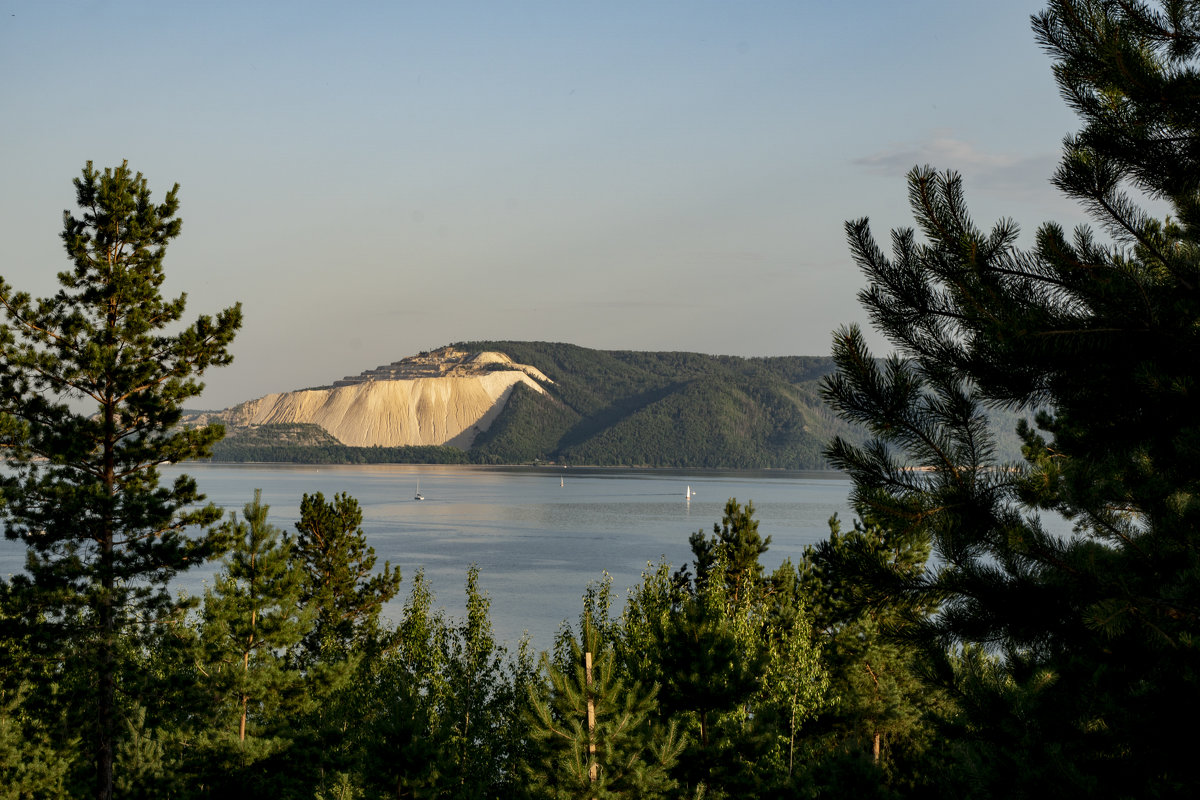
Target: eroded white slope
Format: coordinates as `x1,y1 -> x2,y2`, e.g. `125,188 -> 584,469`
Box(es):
228,373 -> 540,448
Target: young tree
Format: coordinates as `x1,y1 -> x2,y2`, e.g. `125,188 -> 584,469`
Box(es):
198,491 -> 313,745
823,2 -> 1200,795
0,683 -> 77,799
354,567 -> 536,799
437,564 -> 522,798
687,498 -> 771,604
293,491 -> 402,665
355,569 -> 450,798
0,162 -> 241,800
524,616 -> 683,800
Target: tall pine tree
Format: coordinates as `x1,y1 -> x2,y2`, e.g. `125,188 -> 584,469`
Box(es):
0,162 -> 241,800
823,2 -> 1200,795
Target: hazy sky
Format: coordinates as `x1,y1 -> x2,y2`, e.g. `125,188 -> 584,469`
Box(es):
1,1 -> 1090,409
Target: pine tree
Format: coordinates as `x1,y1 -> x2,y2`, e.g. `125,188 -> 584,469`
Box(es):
283,492 -> 404,793
198,491 -> 313,745
524,618 -> 683,800
0,161 -> 241,800
293,491 -> 402,665
654,555 -> 771,797
687,498 -> 771,604
799,516 -> 947,793
0,682 -> 77,799
822,2 -> 1200,795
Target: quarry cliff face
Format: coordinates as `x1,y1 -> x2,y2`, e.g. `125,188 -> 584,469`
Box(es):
220,348 -> 551,448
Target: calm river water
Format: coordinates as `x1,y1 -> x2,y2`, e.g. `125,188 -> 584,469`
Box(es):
0,464 -> 854,651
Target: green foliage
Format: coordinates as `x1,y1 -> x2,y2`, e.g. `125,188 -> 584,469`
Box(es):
0,682 -> 77,799
470,383 -> 581,464
615,501 -> 828,798
797,515 -> 948,795
353,567 -> 534,799
353,569 -> 449,796
293,491 -> 402,664
438,565 -> 527,796
112,704 -> 185,800
524,617 -> 683,800
465,341 -> 853,468
0,161 -> 241,799
688,498 -> 772,601
821,2 -> 1200,795
197,491 -> 313,743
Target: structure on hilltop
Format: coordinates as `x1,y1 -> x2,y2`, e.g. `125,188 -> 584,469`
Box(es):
330,347 -> 551,387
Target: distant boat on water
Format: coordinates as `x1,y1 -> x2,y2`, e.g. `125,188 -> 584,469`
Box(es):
414,478 -> 424,501
686,485 -> 693,501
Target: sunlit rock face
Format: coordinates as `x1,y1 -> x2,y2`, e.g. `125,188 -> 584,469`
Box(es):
216,347 -> 551,448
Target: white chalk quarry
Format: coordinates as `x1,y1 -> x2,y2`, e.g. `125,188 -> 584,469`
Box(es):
218,347 -> 552,448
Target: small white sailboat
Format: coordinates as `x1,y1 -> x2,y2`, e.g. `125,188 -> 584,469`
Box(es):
560,475 -> 564,487
686,485 -> 693,501
414,478 -> 424,501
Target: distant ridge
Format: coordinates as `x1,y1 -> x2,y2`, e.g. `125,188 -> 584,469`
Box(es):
195,341 -> 869,469
197,341 -> 1029,469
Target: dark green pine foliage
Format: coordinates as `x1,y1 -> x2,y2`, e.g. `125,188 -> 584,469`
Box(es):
799,515 -> 949,796
822,2 -> 1200,795
0,577 -> 83,795
524,618 -> 683,800
0,162 -> 241,800
654,562 -> 768,797
655,588 -> 764,742
0,682 -> 77,798
285,492 -> 403,794
198,491 -> 313,748
111,703 -> 187,800
293,491 -> 402,665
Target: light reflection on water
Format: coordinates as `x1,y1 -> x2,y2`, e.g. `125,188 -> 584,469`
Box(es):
0,464 -> 853,652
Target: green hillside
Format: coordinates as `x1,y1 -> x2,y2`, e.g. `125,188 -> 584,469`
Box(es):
462,342 -> 854,468
209,342 -> 1027,469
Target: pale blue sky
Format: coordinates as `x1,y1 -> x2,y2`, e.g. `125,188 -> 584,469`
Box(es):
1,1 -> 1088,408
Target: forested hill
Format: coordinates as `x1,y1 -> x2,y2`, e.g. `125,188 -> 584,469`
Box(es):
458,341 -> 860,468
209,341 -> 868,469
